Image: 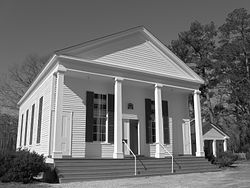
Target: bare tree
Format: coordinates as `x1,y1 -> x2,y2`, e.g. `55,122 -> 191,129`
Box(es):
0,54 -> 49,114
0,54 -> 49,152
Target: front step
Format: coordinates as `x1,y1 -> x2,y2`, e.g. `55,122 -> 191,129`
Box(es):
54,156 -> 220,183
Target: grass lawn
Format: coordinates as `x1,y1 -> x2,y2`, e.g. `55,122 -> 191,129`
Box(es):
1,160 -> 250,188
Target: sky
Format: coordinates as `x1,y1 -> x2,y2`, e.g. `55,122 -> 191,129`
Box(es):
0,0 -> 250,74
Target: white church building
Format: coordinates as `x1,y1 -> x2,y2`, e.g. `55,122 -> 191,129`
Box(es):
16,26 -> 205,161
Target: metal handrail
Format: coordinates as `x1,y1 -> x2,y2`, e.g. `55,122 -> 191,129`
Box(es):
122,140 -> 137,175
157,142 -> 174,173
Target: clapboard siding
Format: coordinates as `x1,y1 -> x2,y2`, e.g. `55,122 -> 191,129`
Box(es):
17,73 -> 54,156
94,41 -> 192,80
203,128 -> 225,140
63,77 -> 86,158
62,76 -> 114,158
85,143 -> 114,158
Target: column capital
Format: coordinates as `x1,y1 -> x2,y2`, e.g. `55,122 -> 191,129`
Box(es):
55,65 -> 67,75
183,119 -> 191,123
115,77 -> 124,82
155,83 -> 163,88
194,90 -> 201,95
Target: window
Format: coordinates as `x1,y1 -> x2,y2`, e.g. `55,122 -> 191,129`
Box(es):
24,110 -> 29,146
37,97 -> 43,144
93,93 -> 107,141
29,104 -> 35,145
146,99 -> 169,144
19,114 -> 24,147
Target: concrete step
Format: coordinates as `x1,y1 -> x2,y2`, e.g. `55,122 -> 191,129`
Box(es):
55,156 -> 220,183
59,168 -> 221,183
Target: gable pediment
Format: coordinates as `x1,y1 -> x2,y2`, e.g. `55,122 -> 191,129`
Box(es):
57,27 -> 204,84
203,128 -> 225,140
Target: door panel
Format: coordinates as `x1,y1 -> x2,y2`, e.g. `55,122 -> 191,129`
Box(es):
129,120 -> 138,155
61,112 -> 72,156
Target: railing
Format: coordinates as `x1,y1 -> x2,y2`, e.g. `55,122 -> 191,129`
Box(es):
122,140 -> 137,176
157,142 -> 174,173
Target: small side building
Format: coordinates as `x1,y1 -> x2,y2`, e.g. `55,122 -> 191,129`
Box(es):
203,122 -> 229,157
191,120 -> 229,157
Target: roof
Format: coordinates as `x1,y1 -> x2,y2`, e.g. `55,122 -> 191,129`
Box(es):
191,120 -> 229,138
18,26 -> 204,106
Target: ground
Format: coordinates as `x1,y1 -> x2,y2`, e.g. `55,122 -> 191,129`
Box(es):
1,161 -> 249,188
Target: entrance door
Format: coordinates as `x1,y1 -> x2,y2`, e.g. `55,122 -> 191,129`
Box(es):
61,111 -> 72,156
129,120 -> 138,155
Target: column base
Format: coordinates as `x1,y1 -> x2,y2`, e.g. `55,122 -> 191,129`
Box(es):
113,152 -> 124,159
52,151 -> 62,159
195,151 -> 205,157
155,152 -> 165,158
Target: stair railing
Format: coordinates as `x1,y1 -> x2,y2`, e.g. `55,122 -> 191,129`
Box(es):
122,140 -> 137,176
157,142 -> 174,173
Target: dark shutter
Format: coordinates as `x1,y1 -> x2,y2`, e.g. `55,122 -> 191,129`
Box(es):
108,94 -> 114,143
145,98 -> 152,144
86,91 -> 94,142
162,100 -> 170,144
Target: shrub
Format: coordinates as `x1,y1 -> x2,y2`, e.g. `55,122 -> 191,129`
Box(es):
43,167 -> 59,183
215,151 -> 238,167
0,151 -> 16,177
207,154 -> 216,164
0,149 -> 49,183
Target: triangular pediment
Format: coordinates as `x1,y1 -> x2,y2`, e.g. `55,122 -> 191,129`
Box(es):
203,128 -> 225,140
57,27 -> 204,83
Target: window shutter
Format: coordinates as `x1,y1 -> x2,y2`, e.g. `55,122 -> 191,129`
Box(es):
86,91 -> 94,142
108,94 -> 114,143
162,100 -> 170,144
145,98 -> 152,144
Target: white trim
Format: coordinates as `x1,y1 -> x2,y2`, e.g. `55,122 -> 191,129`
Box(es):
122,113 -> 138,120
138,121 -> 141,155
69,111 -> 73,156
210,123 -> 230,139
203,138 -> 225,141
48,74 -> 56,156
122,119 -> 140,156
67,68 -> 196,92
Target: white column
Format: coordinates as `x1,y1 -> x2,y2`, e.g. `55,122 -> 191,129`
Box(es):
193,90 -> 205,157
212,140 -> 217,157
52,65 -> 67,158
113,77 -> 124,159
155,84 -> 165,158
223,138 -> 227,152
